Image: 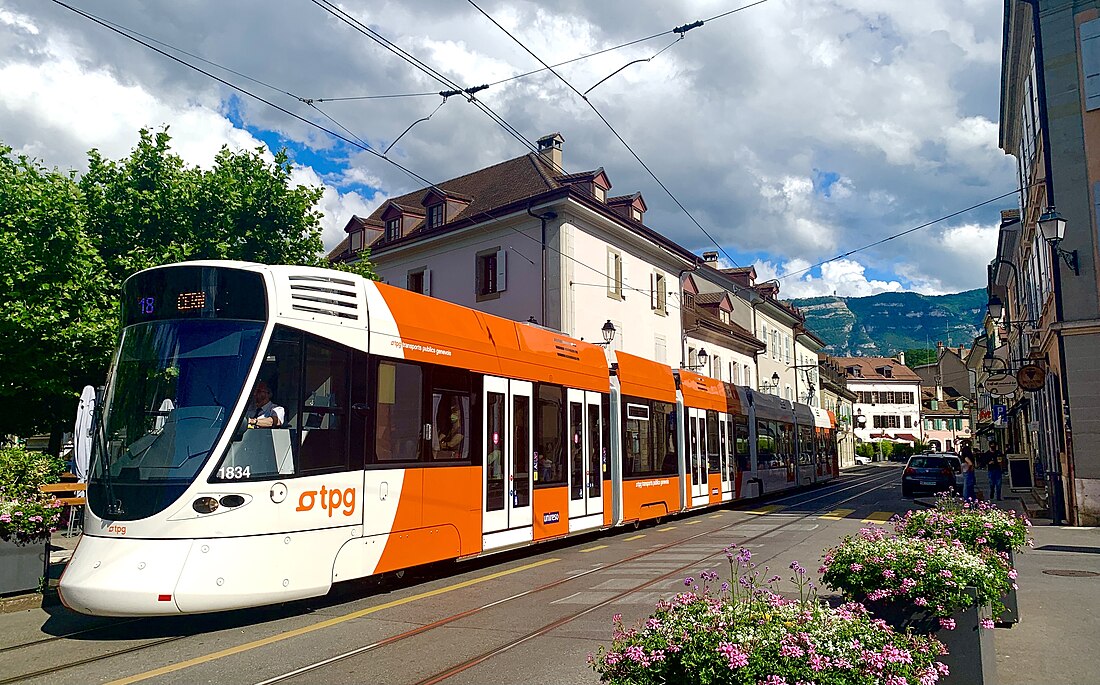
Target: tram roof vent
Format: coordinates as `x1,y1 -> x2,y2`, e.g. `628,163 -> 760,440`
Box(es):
285,273 -> 360,321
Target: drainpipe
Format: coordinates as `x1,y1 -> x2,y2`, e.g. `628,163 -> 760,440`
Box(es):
527,203 -> 558,327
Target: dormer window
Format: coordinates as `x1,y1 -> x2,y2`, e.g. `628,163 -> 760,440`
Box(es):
350,230 -> 363,252
385,218 -> 401,241
631,207 -> 642,221
427,203 -> 444,229
720,309 -> 730,324
594,185 -> 606,202
879,366 -> 894,378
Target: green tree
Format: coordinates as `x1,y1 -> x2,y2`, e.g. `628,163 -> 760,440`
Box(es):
904,348 -> 938,368
0,146 -> 116,438
3,128 -> 368,444
331,251 -> 380,281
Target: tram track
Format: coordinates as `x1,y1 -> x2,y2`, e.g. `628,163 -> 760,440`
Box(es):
252,468 -> 899,685
4,467 -> 891,685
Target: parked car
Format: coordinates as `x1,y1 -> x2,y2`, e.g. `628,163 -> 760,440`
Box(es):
901,454 -> 960,497
854,455 -> 871,466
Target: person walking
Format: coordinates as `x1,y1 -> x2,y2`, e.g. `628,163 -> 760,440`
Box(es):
987,441 -> 1005,501
962,452 -> 977,501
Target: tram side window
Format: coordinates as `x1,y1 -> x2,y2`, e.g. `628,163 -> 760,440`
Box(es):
299,339 -> 351,474
431,365 -> 471,462
622,401 -> 652,477
706,410 -> 721,474
214,326 -> 302,481
535,384 -> 565,485
734,417 -> 750,471
375,360 -> 423,463
798,425 -> 814,466
725,417 -> 735,481
757,419 -> 777,469
654,401 -> 677,475
779,422 -> 794,468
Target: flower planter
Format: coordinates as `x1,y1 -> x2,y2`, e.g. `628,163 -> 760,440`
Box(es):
998,549 -> 1019,626
865,587 -> 996,685
0,538 -> 46,595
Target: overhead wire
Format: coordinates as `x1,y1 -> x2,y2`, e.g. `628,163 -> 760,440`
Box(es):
465,0 -> 762,270
52,0 -> 1021,319
47,0 -> 679,312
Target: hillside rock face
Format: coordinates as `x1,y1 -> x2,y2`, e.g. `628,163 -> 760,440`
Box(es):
791,289 -> 985,356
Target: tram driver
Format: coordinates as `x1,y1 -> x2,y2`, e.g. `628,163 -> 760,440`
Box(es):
247,380 -> 285,429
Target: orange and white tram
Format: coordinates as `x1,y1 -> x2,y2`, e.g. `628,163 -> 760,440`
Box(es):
60,261 -> 838,616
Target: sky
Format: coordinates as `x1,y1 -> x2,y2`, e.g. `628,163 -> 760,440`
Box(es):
0,0 -> 1017,298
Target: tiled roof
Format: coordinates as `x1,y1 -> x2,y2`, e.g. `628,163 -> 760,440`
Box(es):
359,153 -> 563,248
695,292 -> 729,305
833,357 -> 922,382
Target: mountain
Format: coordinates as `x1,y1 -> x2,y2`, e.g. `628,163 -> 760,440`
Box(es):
790,289 -> 986,357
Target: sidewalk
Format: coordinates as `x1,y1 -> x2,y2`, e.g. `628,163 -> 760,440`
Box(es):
995,512 -> 1100,684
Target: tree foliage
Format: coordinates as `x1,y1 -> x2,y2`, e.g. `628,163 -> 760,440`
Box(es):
0,147 -> 115,438
2,128 -> 363,440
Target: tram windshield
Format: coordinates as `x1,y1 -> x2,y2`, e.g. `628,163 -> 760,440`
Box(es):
88,266 -> 267,521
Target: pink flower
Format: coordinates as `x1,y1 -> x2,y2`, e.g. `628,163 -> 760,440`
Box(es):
980,619 -> 995,629
717,641 -> 749,668
938,617 -> 956,631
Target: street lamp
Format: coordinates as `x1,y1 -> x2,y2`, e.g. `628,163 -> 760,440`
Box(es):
987,294 -> 1004,321
1038,208 -> 1079,276
594,319 -> 616,346
760,371 -> 780,394
686,347 -> 709,371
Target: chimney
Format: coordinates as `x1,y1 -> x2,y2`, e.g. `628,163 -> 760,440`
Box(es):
936,341 -> 944,354
702,251 -> 719,265
537,132 -> 564,172
896,351 -> 906,366
999,209 -> 1021,228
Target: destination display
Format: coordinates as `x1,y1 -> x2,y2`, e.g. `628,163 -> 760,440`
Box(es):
122,265 -> 266,325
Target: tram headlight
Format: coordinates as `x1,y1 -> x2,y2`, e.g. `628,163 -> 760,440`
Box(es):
219,494 -> 246,508
193,497 -> 220,514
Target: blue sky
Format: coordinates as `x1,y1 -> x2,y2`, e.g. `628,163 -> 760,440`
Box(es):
0,0 -> 1015,296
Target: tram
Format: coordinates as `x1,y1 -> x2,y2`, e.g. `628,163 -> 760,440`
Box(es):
59,261 -> 838,616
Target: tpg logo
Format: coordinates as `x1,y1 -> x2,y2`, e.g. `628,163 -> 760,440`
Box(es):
296,485 -> 356,517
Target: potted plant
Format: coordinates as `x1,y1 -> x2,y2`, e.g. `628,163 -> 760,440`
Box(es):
821,528 -> 1010,684
894,493 -> 1030,625
590,545 -> 948,684
0,446 -> 65,595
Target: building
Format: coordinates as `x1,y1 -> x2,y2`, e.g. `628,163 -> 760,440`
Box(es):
999,1 -> 1100,523
819,355 -> 858,468
834,356 -> 923,451
329,134 -> 691,362
913,342 -> 974,452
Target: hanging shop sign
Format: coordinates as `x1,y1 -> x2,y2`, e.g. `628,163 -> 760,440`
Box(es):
986,373 -> 1019,396
1017,364 -> 1047,392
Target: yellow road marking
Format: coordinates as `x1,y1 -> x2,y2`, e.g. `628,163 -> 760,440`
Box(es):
820,508 -> 855,520
658,526 -> 676,532
861,511 -> 895,524
624,534 -> 645,541
106,557 -> 560,685
685,520 -> 701,525
580,545 -> 608,553
744,504 -> 785,516
708,514 -> 723,519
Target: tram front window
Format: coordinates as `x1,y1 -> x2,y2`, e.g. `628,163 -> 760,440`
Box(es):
88,320 -> 264,521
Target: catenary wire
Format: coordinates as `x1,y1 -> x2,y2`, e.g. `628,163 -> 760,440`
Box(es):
51,0 -> 1022,320
465,0 -> 759,270
46,0 -> 678,313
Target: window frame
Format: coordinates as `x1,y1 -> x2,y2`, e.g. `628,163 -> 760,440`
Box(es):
426,203 -> 445,229
385,218 -> 401,241
475,247 -> 506,301
607,248 -> 624,300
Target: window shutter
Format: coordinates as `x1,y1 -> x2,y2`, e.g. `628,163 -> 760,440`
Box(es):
475,256 -> 484,295
1083,19 -> 1100,110
423,269 -> 432,296
495,249 -> 507,291
650,273 -> 656,309
615,254 -> 622,296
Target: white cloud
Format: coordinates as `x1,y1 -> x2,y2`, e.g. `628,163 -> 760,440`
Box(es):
0,0 -> 1017,288
757,258 -> 905,299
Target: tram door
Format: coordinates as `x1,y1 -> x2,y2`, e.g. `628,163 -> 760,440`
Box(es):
688,408 -> 708,505
719,412 -> 733,501
483,377 -> 534,542
566,389 -> 604,528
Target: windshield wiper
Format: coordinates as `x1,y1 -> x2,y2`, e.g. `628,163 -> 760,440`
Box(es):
91,386 -> 125,517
